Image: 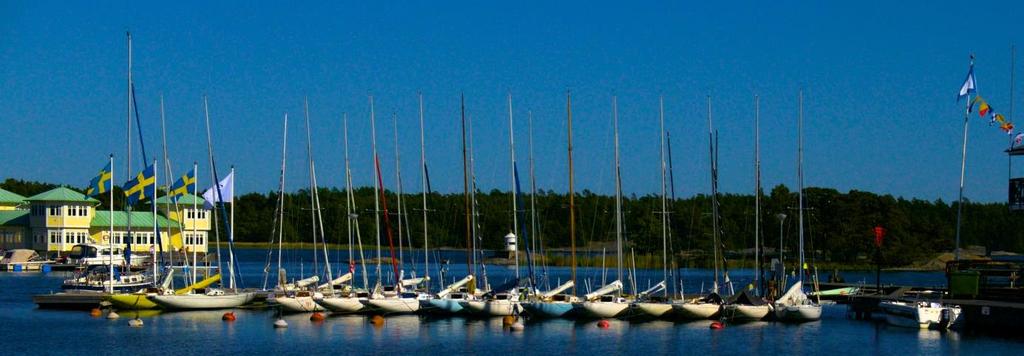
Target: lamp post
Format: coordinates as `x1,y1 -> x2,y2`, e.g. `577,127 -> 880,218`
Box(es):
776,213 -> 787,291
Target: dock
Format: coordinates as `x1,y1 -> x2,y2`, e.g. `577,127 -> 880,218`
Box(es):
33,291 -> 108,310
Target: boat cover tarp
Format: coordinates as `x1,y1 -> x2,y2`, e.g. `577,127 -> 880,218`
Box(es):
484,278 -> 520,297
726,289 -> 766,306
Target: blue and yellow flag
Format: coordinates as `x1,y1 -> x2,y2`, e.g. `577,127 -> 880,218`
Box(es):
123,164 -> 156,206
168,169 -> 196,200
85,161 -> 113,197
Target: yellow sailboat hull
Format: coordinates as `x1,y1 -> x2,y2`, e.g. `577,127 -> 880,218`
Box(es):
108,274 -> 223,310
108,294 -> 160,310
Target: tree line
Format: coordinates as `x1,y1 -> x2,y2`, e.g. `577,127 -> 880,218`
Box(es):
3,177 -> 1022,267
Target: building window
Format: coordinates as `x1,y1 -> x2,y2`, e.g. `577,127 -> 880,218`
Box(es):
48,205 -> 60,216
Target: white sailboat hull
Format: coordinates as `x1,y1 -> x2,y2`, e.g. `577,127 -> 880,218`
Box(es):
578,301 -> 630,318
634,302 -> 673,318
880,301 -> 959,329
150,292 -> 255,310
461,299 -> 519,316
365,298 -> 421,314
673,302 -> 721,319
317,296 -> 366,313
722,304 -> 770,321
275,296 -> 326,312
774,303 -> 822,322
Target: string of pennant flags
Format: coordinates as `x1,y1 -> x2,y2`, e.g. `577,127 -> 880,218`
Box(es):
957,57 -> 1023,146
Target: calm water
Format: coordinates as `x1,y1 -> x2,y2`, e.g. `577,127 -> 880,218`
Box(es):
1,248 -> 1021,355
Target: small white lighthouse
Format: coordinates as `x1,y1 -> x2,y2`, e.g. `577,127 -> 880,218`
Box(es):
504,232 -> 517,259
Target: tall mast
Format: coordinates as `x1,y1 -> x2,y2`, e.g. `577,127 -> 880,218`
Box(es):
707,95 -> 720,293
344,113 -> 369,289
125,32 -> 132,204
276,115 -> 288,288
392,113 -> 404,271
303,98 -> 320,279
124,32 -> 133,268
418,93 -> 430,288
159,95 -> 175,270
613,96 -> 623,284
460,94 -> 473,288
203,97 -> 225,283
659,95 -> 668,297
369,95 -> 382,285
798,91 -> 806,284
567,92 -> 577,295
754,94 -> 762,295
529,110 -> 543,288
508,93 -> 519,280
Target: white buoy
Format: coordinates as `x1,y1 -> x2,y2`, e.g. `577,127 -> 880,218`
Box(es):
106,311 -> 120,319
274,318 -> 288,328
128,318 -> 144,327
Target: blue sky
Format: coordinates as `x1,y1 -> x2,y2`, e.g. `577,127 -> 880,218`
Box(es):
1,1 -> 1022,203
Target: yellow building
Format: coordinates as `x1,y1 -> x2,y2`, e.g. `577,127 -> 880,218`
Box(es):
0,188 -> 28,249
0,186 -> 211,254
154,193 -> 211,254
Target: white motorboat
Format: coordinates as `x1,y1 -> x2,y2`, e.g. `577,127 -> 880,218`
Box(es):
880,300 -> 961,329
150,288 -> 255,310
0,249 -> 53,271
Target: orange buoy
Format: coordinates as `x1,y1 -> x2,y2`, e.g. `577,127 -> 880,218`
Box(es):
597,320 -> 611,329
310,312 -> 326,322
90,308 -> 102,317
502,315 -> 516,326
710,321 -> 725,329
370,315 -> 385,326
222,312 -> 237,321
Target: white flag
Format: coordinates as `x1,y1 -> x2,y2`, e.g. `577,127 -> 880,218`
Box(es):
202,172 -> 233,208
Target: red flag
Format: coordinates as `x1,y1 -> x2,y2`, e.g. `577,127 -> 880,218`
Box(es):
873,226 -> 886,247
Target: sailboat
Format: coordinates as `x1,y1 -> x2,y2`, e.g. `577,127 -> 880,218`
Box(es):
722,95 -> 772,322
317,113 -> 372,314
524,93 -> 580,318
577,96 -> 631,319
772,91 -> 823,322
635,96 -> 674,318
274,100 -> 335,313
429,95 -> 481,314
362,98 -> 422,314
150,98 -> 255,310
674,96 -> 726,320
463,94 -> 527,317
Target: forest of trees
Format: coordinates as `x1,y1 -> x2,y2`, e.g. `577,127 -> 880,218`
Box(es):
3,177 -> 1023,267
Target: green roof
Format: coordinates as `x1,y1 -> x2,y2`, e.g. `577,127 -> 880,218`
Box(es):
0,188 -> 25,205
153,194 -> 206,207
0,210 -> 29,226
91,211 -> 181,229
24,187 -> 99,204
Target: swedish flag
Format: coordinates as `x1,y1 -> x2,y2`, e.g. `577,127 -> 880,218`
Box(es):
123,164 -> 156,206
168,169 -> 196,200
85,161 -> 113,197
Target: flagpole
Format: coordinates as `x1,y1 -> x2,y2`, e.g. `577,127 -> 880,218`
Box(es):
955,56 -> 974,262
192,161 -> 199,285
153,159 -> 159,282
109,154 -> 115,294
229,166 -> 236,290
